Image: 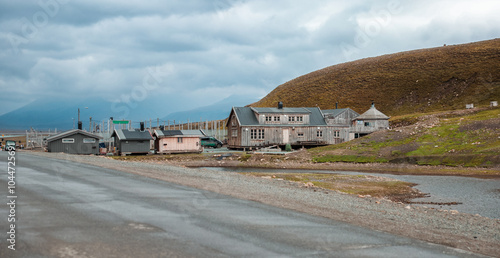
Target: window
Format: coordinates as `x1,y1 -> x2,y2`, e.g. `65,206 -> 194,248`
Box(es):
317,130 -> 323,138
297,116 -> 303,122
265,116 -> 272,122
333,131 -> 340,138
364,122 -> 371,127
274,116 -> 280,122
297,132 -> 304,137
288,116 -> 295,122
251,129 -> 264,139
232,129 -> 238,137
62,138 -> 74,143
83,138 -> 96,143
177,137 -> 183,143
258,129 -> 264,139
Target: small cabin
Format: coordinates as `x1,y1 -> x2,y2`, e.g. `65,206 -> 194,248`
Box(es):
46,129 -> 101,155
153,129 -> 204,154
111,129 -> 153,155
352,103 -> 390,138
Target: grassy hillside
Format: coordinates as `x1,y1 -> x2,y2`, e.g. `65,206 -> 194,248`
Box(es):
253,39 -> 500,116
309,107 -> 500,168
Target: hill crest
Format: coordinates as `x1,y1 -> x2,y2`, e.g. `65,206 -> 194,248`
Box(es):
252,39 -> 500,116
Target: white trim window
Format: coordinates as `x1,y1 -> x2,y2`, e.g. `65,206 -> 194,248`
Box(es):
62,138 -> 75,143
258,129 -> 264,139
316,130 -> 323,138
83,138 -> 96,143
251,129 -> 265,140
251,129 -> 257,139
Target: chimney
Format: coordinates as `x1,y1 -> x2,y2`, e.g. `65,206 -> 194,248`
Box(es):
140,122 -> 145,131
78,121 -> 82,130
160,125 -> 165,130
278,101 -> 283,109
335,102 -> 338,109
371,101 -> 375,108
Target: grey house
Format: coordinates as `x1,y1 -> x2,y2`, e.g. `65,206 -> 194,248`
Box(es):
227,103 -> 352,149
46,129 -> 101,154
352,103 -> 390,138
111,129 -> 153,155
227,102 -> 390,149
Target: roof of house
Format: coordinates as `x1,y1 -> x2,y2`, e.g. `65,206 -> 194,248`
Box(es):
251,107 -> 312,114
356,105 -> 390,120
322,108 -> 361,117
47,129 -> 101,142
232,107 -> 327,126
154,130 -> 205,137
112,129 -> 153,140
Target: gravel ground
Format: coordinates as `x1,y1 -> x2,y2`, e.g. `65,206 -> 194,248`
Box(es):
27,151 -> 500,257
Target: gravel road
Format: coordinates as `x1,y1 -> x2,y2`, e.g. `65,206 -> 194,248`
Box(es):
27,151 -> 500,257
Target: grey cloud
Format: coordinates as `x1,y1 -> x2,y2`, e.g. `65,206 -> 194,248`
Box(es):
0,0 -> 499,116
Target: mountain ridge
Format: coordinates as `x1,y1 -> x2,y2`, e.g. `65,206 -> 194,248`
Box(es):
252,39 -> 500,116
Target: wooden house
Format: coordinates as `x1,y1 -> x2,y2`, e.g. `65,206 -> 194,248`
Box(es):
227,102 -> 390,149
352,103 -> 390,138
47,129 -> 101,155
111,129 -> 153,155
153,130 -> 204,154
227,102 -> 351,149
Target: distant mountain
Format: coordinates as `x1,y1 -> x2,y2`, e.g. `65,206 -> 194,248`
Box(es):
162,94 -> 259,122
0,97 -> 164,131
253,39 -> 500,116
0,94 -> 258,131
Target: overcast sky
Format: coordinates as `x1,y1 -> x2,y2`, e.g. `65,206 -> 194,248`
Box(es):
1,0 -> 499,116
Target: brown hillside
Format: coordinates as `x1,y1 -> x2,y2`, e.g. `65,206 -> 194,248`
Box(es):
253,39 -> 500,116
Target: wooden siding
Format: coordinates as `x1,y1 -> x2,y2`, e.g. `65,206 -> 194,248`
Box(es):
228,113 -> 242,148
116,139 -> 151,154
257,114 -> 311,125
352,119 -> 389,134
157,137 -> 202,154
231,126 -> 349,148
48,133 -> 99,155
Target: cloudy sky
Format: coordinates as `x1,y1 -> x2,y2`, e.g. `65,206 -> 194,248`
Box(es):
1,0 -> 499,117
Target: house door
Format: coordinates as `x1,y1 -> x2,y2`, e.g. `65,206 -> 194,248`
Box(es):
283,129 -> 289,144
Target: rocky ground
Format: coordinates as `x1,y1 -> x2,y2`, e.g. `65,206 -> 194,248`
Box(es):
27,151 -> 500,257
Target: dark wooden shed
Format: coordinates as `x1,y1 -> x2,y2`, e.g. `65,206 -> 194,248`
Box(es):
111,129 -> 153,155
46,129 -> 101,155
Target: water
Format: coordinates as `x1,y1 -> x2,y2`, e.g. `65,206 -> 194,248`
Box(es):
200,167 -> 500,219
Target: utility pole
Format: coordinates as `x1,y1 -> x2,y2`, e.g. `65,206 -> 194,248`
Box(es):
89,117 -> 92,132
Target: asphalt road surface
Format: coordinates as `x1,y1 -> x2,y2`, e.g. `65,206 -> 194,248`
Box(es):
0,152 -> 482,257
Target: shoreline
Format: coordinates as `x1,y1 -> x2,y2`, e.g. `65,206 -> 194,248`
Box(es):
170,157 -> 500,179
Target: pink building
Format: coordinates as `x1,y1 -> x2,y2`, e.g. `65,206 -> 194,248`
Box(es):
153,130 -> 205,154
